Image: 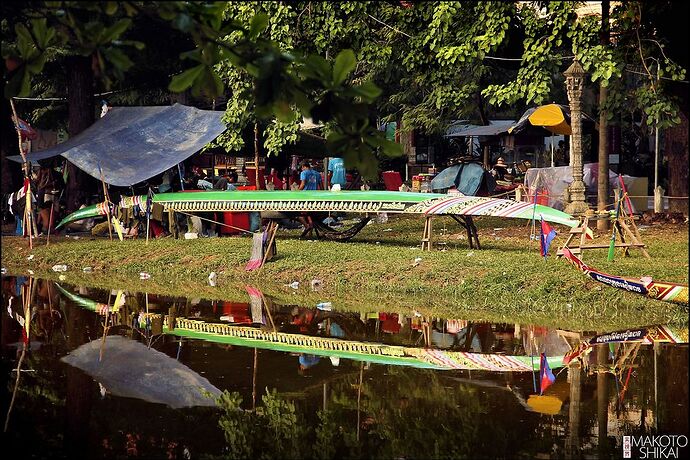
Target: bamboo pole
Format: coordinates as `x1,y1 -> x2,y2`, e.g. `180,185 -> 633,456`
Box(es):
46,200 -> 55,246
257,221 -> 278,272
254,122 -> 260,189
4,278 -> 34,432
258,290 -> 276,333
145,188 -> 151,245
10,98 -> 34,249
98,165 -> 113,241
146,292 -> 151,348
23,191 -> 31,249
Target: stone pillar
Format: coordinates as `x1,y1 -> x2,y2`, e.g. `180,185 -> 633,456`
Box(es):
564,60 -> 590,216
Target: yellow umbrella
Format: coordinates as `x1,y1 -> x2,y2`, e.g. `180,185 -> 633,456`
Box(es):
508,104 -> 595,166
526,394 -> 563,415
527,104 -> 572,135
526,378 -> 570,415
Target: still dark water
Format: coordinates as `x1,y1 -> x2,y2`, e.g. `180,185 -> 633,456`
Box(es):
2,276 -> 688,459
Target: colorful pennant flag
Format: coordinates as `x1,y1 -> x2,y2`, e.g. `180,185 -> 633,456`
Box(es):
540,215 -> 557,257
112,217 -> 124,241
539,353 -> 556,395
12,115 -> 38,141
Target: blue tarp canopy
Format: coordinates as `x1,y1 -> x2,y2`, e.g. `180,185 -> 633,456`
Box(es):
430,162 -> 496,195
8,104 -> 225,186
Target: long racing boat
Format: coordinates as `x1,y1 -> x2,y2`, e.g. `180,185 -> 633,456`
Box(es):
162,316 -> 565,373
56,190 -> 578,230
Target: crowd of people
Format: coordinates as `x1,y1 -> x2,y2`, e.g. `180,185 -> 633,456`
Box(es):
1,156 -> 352,239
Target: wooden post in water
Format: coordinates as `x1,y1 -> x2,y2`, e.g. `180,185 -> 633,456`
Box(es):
252,348 -> 258,410
566,361 -> 583,459
356,361 -> 364,442
653,341 -> 659,431
597,344 -> 609,456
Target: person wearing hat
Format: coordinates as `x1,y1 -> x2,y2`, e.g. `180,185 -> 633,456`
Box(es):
491,157 -> 508,181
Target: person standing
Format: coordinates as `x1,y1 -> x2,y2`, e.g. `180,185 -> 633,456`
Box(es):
327,157 -> 346,189
298,161 -> 322,190
297,161 -> 321,235
35,165 -> 54,207
159,168 -> 175,193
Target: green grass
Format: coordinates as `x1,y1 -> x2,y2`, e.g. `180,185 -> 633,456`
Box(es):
2,215 -> 688,331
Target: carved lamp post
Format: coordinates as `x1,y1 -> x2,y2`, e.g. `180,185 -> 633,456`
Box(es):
564,60 -> 590,216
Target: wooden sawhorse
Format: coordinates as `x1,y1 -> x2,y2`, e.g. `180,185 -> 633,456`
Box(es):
421,215 -> 481,251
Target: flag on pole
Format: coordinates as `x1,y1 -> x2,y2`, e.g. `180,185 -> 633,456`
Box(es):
145,188 -> 153,221
539,353 -> 556,395
12,115 -> 38,140
540,215 -> 557,257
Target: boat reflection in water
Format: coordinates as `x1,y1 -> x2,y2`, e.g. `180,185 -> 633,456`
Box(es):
2,275 -> 688,459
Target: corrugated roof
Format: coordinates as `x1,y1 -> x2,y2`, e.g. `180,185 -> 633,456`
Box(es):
444,120 -> 515,137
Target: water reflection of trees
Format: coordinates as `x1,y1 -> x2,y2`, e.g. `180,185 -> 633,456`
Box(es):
214,365 -> 570,459
4,278 -> 688,459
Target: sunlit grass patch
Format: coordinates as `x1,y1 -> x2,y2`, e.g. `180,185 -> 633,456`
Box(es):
2,215 -> 687,331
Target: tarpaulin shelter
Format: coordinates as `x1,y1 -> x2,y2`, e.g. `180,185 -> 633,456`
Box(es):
430,162 -> 496,195
61,335 -> 221,408
444,120 -> 515,138
508,104 -> 596,136
8,104 -> 225,187
509,104 -> 596,167
525,163 -> 648,211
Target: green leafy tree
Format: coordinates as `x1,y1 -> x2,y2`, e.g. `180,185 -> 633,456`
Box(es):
2,1 -> 401,193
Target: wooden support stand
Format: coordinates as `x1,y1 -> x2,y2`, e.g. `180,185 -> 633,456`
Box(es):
421,216 -> 433,251
263,220 -> 278,262
557,207 -> 650,260
450,215 -> 481,249
422,215 -> 481,251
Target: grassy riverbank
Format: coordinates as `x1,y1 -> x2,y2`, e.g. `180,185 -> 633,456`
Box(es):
2,215 -> 688,331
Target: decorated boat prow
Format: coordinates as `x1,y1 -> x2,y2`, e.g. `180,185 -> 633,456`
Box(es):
561,246 -> 688,305
55,283 -> 120,315
563,324 -> 688,365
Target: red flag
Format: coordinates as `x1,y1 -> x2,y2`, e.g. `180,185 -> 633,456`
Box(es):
540,216 -> 557,257
540,353 -> 556,395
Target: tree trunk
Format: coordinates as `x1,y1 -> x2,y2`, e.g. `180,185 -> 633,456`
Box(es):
475,91 -> 489,126
665,111 -> 689,214
254,122 -> 261,190
66,55 -> 96,213
597,0 -> 610,231
0,97 -> 21,194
